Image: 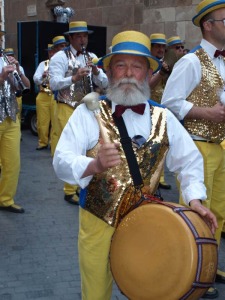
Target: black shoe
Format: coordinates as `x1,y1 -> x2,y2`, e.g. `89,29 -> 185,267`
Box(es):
201,287 -> 219,299
221,231 -> 225,239
36,145 -> 48,150
158,182 -> 171,190
64,193 -> 79,205
0,204 -> 25,213
215,270 -> 225,284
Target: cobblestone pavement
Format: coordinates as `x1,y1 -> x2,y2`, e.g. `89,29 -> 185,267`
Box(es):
0,128 -> 224,300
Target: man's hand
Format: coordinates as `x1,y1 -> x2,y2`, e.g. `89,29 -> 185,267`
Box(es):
190,199 -> 218,235
72,67 -> 90,83
81,142 -> 121,178
1,65 -> 16,80
95,142 -> 121,173
159,61 -> 170,76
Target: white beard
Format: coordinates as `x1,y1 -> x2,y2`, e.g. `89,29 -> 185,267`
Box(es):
106,77 -> 151,106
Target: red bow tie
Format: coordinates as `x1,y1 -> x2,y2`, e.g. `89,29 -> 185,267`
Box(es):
214,49 -> 225,58
76,51 -> 82,57
114,104 -> 146,118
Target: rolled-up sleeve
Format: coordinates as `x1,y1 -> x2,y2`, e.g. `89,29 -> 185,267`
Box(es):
165,109 -> 207,205
53,104 -> 100,188
161,54 -> 202,120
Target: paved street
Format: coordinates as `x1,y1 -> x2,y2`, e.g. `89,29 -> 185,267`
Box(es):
0,127 -> 224,300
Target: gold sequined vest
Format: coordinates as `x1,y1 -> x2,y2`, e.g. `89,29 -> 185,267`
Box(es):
57,48 -> 91,108
184,48 -> 225,143
84,101 -> 169,227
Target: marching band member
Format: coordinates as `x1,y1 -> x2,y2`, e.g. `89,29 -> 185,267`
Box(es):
0,30 -> 30,214
49,21 -> 108,205
149,33 -> 171,190
162,0 -> 225,298
50,35 -> 67,156
53,30 -> 217,300
33,44 -> 55,151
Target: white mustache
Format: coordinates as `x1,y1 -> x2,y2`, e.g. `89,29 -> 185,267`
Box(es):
115,78 -> 141,89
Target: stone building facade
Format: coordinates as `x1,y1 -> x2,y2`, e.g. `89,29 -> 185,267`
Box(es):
4,0 -> 202,57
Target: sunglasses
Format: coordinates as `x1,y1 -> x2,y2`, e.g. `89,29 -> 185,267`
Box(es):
175,45 -> 184,50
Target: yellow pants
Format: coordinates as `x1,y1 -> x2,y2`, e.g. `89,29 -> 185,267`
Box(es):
0,116 -> 21,206
50,98 -> 60,157
36,92 -> 53,148
57,103 -> 78,195
17,96 -> 22,123
179,141 -> 225,245
79,208 -> 115,300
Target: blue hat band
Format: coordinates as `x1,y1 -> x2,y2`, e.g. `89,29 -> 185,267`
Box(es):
168,40 -> 182,46
54,39 -> 66,45
197,1 -> 225,16
112,41 -> 150,55
151,38 -> 166,44
69,26 -> 88,32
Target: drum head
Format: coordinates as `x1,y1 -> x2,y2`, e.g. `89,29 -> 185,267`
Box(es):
110,202 -> 213,300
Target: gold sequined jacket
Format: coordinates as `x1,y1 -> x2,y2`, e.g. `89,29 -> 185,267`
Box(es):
83,100 -> 169,228
184,48 -> 225,143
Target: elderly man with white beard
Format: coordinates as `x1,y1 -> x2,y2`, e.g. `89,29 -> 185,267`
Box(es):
53,30 -> 218,300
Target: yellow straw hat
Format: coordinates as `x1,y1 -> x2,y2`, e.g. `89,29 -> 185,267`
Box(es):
167,36 -> 183,46
97,31 -> 161,73
4,48 -> 14,56
192,0 -> 225,27
64,21 -> 93,35
46,44 -> 53,51
150,33 -> 166,45
52,36 -> 67,46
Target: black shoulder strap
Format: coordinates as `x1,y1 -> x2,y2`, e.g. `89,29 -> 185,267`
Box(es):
112,114 -> 143,188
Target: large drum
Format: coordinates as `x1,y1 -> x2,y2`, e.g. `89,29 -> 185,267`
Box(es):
110,199 -> 218,300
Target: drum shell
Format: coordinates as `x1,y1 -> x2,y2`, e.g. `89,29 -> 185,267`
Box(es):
110,201 -> 218,300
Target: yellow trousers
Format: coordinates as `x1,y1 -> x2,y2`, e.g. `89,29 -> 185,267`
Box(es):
17,96 -> 22,123
50,98 -> 59,157
79,208 -> 115,300
57,103 -> 78,195
179,141 -> 225,245
36,92 -> 53,148
0,116 -> 21,206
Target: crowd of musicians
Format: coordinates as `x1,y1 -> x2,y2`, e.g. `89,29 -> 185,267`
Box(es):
1,0 -> 225,299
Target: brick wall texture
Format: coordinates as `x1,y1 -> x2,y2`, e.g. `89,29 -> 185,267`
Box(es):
4,0 -> 202,57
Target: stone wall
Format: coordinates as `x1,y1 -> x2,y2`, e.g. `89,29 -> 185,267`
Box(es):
4,0 -> 202,57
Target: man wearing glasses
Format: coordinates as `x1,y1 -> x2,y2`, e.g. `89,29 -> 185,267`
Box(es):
167,36 -> 185,55
162,0 -> 225,298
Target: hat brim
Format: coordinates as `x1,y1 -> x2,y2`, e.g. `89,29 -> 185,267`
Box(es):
98,51 -> 161,74
192,2 -> 225,26
64,29 -> 94,35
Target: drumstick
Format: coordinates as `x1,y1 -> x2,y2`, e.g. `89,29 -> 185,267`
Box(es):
82,92 -> 110,143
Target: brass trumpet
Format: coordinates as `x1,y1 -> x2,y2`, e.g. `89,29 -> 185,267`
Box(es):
0,48 -> 30,95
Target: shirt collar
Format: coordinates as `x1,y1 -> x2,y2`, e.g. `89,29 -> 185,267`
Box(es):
69,45 -> 78,56
200,39 -> 220,59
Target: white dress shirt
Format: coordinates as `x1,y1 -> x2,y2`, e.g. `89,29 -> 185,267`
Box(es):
33,60 -> 48,85
53,100 -> 207,205
49,45 -> 108,91
161,39 -> 225,120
